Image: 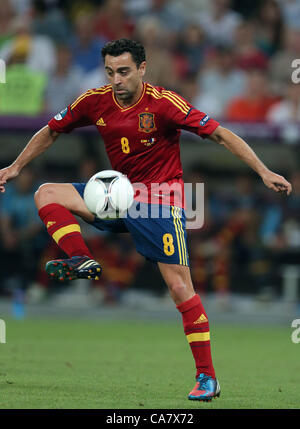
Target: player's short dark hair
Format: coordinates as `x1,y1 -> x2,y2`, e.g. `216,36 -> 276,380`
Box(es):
101,39 -> 146,68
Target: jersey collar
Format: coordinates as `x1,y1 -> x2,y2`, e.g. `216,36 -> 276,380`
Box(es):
112,82 -> 146,112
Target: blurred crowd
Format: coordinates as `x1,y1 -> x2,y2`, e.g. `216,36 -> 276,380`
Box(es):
187,169 -> 300,302
0,0 -> 300,121
1,0 -> 300,305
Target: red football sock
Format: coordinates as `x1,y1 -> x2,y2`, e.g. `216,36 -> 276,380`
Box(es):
38,203 -> 93,259
177,294 -> 215,379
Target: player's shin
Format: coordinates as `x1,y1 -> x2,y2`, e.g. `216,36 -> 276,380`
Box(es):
176,294 -> 215,379
38,203 -> 93,258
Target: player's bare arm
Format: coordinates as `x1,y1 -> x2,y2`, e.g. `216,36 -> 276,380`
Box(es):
210,126 -> 292,195
0,126 -> 60,193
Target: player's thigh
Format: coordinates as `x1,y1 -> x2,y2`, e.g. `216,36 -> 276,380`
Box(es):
158,262 -> 195,304
34,182 -> 94,222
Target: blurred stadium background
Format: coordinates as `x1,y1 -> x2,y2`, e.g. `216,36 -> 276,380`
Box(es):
0,0 -> 300,324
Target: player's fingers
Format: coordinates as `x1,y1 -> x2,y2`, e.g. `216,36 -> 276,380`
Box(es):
268,182 -> 280,192
286,182 -> 292,195
274,182 -> 292,195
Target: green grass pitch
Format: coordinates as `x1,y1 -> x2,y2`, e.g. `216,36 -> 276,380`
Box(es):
0,317 -> 299,409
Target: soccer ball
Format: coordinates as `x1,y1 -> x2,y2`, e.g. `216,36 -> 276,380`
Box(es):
83,170 -> 134,219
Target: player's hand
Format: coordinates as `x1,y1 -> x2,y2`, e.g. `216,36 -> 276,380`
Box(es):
0,165 -> 19,193
261,170 -> 292,195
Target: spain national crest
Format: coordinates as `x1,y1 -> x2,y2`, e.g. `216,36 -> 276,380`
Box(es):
138,112 -> 156,133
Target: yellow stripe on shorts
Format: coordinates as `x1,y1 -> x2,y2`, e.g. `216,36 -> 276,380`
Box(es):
172,207 -> 188,266
171,206 -> 182,265
52,224 -> 81,243
176,207 -> 188,266
174,207 -> 185,265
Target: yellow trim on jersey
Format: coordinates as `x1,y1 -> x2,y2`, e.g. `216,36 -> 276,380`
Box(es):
171,206 -> 182,265
147,91 -> 188,115
162,90 -> 190,112
146,88 -> 189,115
164,94 -> 189,115
187,332 -> 210,343
146,89 -> 160,99
147,84 -> 163,98
70,89 -> 92,108
71,89 -> 112,109
52,224 -> 81,243
71,88 -> 112,110
71,86 -> 112,110
95,84 -> 113,91
147,84 -> 190,113
71,86 -> 111,108
112,82 -> 146,111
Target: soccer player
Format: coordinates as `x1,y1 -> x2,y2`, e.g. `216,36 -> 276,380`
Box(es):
0,39 -> 292,401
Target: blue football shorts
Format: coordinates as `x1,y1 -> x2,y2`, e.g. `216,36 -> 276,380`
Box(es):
73,182 -> 189,266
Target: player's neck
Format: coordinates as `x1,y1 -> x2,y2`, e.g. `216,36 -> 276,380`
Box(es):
116,82 -> 144,108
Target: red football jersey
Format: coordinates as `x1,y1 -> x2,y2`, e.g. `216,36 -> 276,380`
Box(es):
48,83 -> 219,208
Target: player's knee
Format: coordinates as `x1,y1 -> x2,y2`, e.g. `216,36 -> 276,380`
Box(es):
34,183 -> 57,207
167,280 -> 190,301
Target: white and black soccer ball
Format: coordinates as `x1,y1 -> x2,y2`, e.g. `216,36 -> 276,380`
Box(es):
83,170 -> 134,219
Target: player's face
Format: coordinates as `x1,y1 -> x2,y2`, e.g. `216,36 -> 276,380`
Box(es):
104,53 -> 146,104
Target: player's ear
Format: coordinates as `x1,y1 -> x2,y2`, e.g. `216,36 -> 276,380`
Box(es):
138,61 -> 146,78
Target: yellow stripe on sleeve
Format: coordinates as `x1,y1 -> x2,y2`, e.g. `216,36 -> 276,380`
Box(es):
186,332 -> 210,343
70,90 -> 93,108
147,85 -> 189,106
162,94 -> 189,115
146,89 -> 161,99
71,87 -> 112,110
146,88 -> 189,114
162,90 -> 190,112
147,85 -> 163,98
52,224 -> 81,243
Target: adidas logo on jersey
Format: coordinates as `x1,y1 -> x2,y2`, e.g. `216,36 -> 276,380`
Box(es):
193,314 -> 208,324
96,117 -> 106,126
